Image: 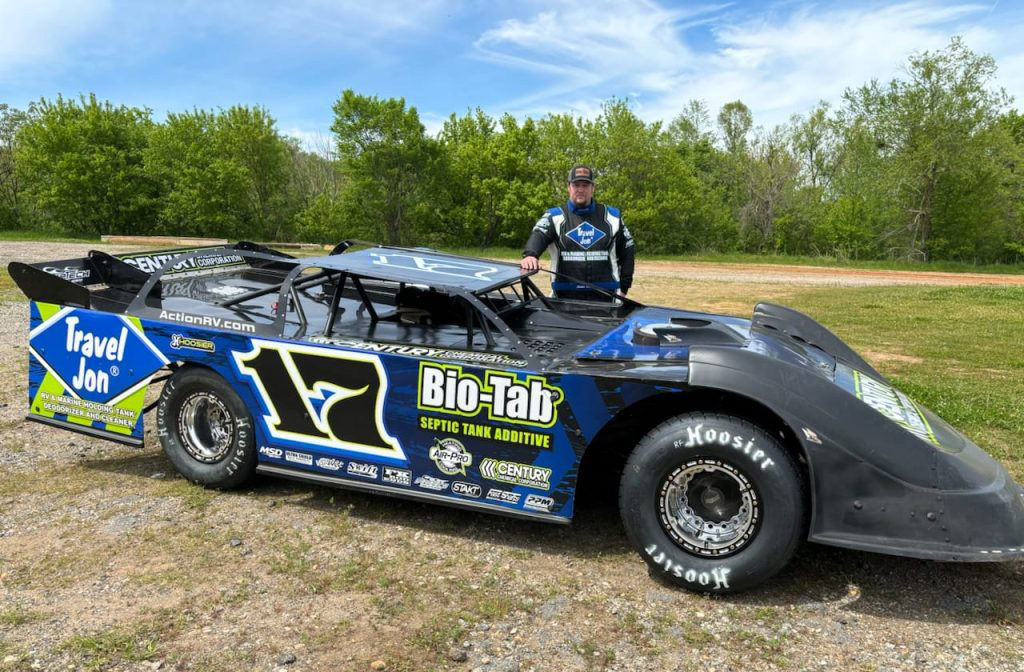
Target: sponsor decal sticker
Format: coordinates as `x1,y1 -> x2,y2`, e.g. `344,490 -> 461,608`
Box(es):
382,466 -> 412,486
452,481 -> 482,498
851,370 -> 939,446
315,457 -> 343,471
415,475 -> 450,492
42,266 -> 91,283
480,458 -> 551,491
523,494 -> 554,512
418,415 -> 552,449
259,445 -> 283,458
169,333 -> 215,352
418,363 -> 563,428
116,248 -> 245,276
285,450 -> 313,466
429,437 -> 472,476
305,336 -> 528,368
28,305 -> 168,437
369,252 -> 501,282
347,462 -> 378,479
565,221 -> 606,250
485,488 -> 521,505
159,310 -> 255,334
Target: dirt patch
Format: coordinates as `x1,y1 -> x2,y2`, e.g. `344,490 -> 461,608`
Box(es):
860,350 -> 926,366
1,242 -> 1022,671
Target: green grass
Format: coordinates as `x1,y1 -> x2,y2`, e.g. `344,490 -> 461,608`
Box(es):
60,625 -> 160,671
448,246 -> 1024,274
0,606 -> 45,626
783,284 -> 1024,477
0,229 -> 100,242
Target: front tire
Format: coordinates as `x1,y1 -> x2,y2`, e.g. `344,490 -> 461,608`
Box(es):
619,412 -> 805,593
156,367 -> 257,489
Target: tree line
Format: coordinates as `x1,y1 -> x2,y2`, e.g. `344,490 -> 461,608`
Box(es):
2,38 -> 1022,263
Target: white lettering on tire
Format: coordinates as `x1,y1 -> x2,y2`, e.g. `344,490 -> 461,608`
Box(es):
644,543 -> 731,590
674,423 -> 776,470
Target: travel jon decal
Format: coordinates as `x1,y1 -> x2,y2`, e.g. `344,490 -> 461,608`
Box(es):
27,302 -> 169,441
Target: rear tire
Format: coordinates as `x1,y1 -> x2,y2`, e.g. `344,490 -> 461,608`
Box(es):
156,367 -> 257,489
619,412 -> 805,593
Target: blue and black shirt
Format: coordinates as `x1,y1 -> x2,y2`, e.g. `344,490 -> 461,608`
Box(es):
523,200 -> 636,299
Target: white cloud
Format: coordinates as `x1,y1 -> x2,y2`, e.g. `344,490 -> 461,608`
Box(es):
0,0 -> 111,74
474,1 -> 1024,130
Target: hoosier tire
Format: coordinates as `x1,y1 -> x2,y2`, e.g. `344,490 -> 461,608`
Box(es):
156,367 -> 257,489
619,412 -> 805,593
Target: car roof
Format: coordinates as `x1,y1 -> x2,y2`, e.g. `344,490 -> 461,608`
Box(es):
299,247 -> 530,294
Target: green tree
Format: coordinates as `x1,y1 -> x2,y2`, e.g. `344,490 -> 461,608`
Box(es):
738,125 -> 800,251
16,94 -> 156,235
440,109 -> 552,247
330,90 -> 440,245
145,106 -> 290,240
217,106 -> 290,239
718,100 -> 753,155
588,99 -> 732,253
0,103 -> 30,229
841,37 -> 1013,260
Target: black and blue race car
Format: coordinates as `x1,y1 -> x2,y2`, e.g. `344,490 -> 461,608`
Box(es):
8,241 -> 1024,592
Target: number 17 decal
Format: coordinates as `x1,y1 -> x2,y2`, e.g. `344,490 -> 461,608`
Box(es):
233,340 -> 405,461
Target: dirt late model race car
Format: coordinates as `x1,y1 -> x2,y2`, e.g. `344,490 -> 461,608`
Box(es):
8,241 -> 1024,593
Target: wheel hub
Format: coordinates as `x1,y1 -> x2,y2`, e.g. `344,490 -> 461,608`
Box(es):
178,392 -> 235,463
658,458 -> 760,557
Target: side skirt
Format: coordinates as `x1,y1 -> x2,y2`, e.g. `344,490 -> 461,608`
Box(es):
256,464 -> 571,525
26,414 -> 143,447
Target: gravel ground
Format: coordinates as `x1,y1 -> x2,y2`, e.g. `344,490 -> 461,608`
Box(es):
1,242 -> 1022,672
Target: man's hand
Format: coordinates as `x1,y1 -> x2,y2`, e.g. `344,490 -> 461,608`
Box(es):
520,255 -> 540,271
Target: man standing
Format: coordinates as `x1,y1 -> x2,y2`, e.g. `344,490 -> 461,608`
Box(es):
520,165 -> 635,301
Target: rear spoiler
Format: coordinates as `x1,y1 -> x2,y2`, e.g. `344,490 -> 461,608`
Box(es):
6,241 -> 296,308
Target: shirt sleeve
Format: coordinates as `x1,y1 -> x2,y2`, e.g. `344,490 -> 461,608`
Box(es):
523,211 -> 557,258
617,218 -> 636,292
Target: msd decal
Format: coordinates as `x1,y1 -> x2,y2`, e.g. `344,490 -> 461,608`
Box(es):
233,340 -> 406,461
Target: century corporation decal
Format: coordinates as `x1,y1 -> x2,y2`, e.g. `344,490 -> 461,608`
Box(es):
479,458 -> 551,491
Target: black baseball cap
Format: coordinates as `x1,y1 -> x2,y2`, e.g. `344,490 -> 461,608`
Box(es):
567,165 -> 595,184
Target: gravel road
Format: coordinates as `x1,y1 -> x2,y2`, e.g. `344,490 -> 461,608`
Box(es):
0,242 -> 1021,672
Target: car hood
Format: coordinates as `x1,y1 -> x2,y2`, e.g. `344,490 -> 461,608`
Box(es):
575,303 -> 975,456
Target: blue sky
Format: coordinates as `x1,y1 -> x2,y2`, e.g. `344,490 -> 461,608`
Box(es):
2,0 -> 1022,149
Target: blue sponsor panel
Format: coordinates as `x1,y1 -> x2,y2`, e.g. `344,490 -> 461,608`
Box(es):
134,324 -> 594,519
125,319 -> 675,521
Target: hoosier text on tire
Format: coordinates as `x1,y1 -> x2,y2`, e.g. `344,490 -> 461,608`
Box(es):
619,412 -> 807,593
156,366 -> 257,489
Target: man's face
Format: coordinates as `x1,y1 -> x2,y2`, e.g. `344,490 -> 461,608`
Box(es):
568,180 -> 594,207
